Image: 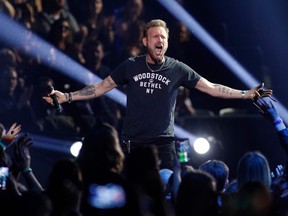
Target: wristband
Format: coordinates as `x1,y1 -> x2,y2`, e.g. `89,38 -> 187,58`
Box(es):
274,119 -> 286,131
274,119 -> 283,125
0,142 -> 6,151
68,92 -> 72,103
22,167 -> 32,174
64,93 -> 69,102
241,90 -> 247,100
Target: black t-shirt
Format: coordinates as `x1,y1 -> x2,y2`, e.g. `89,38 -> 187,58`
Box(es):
110,55 -> 201,143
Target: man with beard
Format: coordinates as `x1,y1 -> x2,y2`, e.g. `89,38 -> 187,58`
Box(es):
43,19 -> 272,169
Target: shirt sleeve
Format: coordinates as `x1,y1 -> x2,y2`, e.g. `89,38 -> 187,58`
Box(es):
179,62 -> 202,89
110,60 -> 128,86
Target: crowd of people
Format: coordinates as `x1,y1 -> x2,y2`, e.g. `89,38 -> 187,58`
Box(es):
1,0 -> 288,216
1,96 -> 288,216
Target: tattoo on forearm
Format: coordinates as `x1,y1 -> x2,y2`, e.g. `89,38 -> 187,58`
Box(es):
216,84 -> 233,95
77,85 -> 96,97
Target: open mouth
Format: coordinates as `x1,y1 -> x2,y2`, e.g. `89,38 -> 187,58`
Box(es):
155,44 -> 163,56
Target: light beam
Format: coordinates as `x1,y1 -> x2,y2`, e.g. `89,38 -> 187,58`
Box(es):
157,0 -> 288,123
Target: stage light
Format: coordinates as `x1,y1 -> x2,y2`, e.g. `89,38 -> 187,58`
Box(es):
193,137 -> 210,154
157,0 -> 288,124
70,141 -> 82,157
30,133 -> 71,154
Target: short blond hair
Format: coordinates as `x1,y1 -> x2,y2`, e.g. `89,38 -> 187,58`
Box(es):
143,19 -> 169,38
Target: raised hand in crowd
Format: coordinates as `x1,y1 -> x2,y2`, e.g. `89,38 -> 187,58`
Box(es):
253,97 -> 288,154
12,133 -> 44,193
253,96 -> 281,124
12,133 -> 32,172
271,164 -> 288,198
1,122 -> 21,148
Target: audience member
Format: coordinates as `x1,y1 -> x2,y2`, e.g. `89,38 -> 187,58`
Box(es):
13,1 -> 36,30
230,181 -> 273,216
66,25 -> 87,65
0,67 -> 38,131
47,17 -> 74,52
11,132 -> 44,193
83,0 -> 114,52
0,47 -> 17,69
253,97 -> 288,154
199,159 -> 230,193
76,122 -> 140,216
35,0 -> 79,38
45,158 -> 83,216
168,21 -> 194,66
237,151 -> 272,190
0,122 -> 44,195
174,169 -> 220,216
111,0 -> 147,67
116,20 -> 146,63
125,144 -> 166,216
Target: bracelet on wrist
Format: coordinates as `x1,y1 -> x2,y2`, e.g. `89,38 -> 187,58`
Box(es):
64,93 -> 69,102
22,167 -> 32,174
68,92 -> 72,103
273,118 -> 286,131
0,142 -> 6,151
241,90 -> 247,100
274,118 -> 283,125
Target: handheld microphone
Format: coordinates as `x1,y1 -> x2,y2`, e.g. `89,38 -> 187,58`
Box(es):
47,85 -> 62,113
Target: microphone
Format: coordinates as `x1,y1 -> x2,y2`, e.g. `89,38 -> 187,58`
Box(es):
47,85 -> 62,113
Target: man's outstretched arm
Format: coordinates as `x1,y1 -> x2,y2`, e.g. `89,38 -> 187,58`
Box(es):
194,77 -> 272,100
43,76 -> 117,105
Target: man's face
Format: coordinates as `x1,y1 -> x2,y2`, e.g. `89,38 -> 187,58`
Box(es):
143,26 -> 168,63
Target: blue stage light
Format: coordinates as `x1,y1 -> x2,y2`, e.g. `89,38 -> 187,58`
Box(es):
157,0 -> 288,123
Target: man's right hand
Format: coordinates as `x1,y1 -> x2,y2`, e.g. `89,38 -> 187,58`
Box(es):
42,90 -> 67,105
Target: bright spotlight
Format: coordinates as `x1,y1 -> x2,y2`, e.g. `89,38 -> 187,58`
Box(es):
70,141 -> 82,157
193,137 -> 210,154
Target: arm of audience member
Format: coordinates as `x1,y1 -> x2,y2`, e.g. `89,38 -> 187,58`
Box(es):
172,151 -> 181,202
42,76 -> 117,105
0,123 -> 21,149
12,134 -> 44,192
271,164 -> 288,198
195,78 -> 272,99
253,97 -> 288,154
